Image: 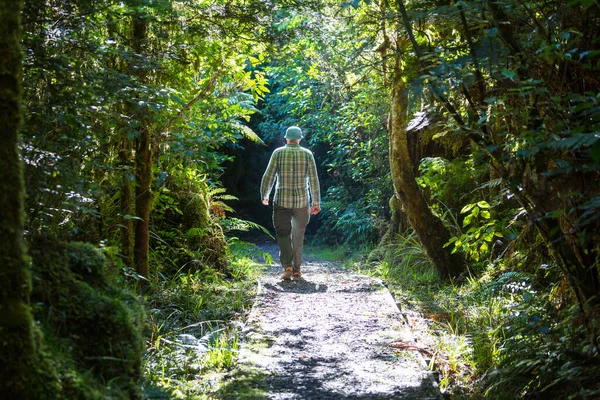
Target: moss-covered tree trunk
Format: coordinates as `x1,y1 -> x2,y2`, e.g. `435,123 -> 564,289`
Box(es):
129,12 -> 152,280
119,131 -> 134,267
388,55 -> 465,279
134,125 -> 152,279
0,0 -> 39,395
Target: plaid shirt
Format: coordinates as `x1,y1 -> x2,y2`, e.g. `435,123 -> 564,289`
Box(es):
261,143 -> 321,209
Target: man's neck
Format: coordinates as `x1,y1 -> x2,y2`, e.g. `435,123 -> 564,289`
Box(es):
286,140 -> 301,145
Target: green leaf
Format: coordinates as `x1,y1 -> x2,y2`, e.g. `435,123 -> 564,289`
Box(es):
443,237 -> 458,248
481,210 -> 491,219
463,214 -> 473,227
236,125 -> 264,145
123,215 -> 144,221
502,69 -> 517,80
477,201 -> 491,209
461,204 -> 474,214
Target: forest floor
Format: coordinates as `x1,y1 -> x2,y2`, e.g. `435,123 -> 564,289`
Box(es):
216,242 -> 443,399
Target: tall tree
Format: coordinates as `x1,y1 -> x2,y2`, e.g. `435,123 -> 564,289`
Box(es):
381,0 -> 465,278
388,21 -> 465,279
0,0 -> 40,395
129,5 -> 152,280
387,0 -> 600,300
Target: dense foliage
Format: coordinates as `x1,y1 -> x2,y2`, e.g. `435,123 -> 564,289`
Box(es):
252,0 -> 600,397
1,0 -> 599,398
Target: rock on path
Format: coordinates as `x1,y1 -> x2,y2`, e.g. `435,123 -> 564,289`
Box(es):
226,259 -> 442,400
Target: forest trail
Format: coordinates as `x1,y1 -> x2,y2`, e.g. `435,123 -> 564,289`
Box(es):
219,244 -> 442,399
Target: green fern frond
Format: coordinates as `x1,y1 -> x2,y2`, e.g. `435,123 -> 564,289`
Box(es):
228,91 -> 255,106
482,271 -> 533,295
208,187 -> 227,196
230,122 -> 264,145
477,178 -> 504,190
212,194 -> 238,201
546,133 -> 600,150
223,217 -> 274,239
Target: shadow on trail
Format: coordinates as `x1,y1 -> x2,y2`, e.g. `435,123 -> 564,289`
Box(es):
219,248 -> 442,400
263,280 -> 328,294
218,358 -> 439,400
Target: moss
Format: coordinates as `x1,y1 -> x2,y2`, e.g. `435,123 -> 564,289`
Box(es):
66,242 -> 106,285
185,193 -> 211,229
213,364 -> 269,400
28,236 -> 144,399
157,182 -> 229,276
183,193 -> 228,271
0,318 -> 63,399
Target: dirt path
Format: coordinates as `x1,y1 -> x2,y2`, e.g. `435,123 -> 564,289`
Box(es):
218,248 -> 442,399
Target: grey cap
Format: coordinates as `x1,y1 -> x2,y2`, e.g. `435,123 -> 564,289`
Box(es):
284,126 -> 303,140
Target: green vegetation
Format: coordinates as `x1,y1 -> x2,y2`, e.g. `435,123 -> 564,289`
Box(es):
26,236 -> 144,399
360,233 -> 600,398
1,0 -> 599,398
143,241 -> 269,399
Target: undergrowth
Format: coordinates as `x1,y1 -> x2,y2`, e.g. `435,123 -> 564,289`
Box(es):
353,230 -> 600,400
142,239 -> 272,399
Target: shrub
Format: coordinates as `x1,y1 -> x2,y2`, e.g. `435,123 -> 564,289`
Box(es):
29,236 -> 144,399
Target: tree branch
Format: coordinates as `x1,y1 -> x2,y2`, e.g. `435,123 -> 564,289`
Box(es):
158,72 -> 222,137
396,0 -> 466,128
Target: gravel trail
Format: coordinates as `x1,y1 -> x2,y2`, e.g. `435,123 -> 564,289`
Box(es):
225,249 -> 442,400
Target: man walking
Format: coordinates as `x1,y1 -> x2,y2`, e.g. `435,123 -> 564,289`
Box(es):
261,126 -> 321,280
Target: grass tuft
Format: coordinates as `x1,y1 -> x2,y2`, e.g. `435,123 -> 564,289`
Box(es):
142,240 -> 268,399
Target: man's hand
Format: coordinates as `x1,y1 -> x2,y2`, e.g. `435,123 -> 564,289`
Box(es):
262,199 -> 269,206
311,204 -> 321,215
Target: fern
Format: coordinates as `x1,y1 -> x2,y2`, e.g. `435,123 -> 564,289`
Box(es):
208,187 -> 227,196
222,217 -> 274,239
476,178 -> 504,191
482,271 -> 533,296
213,195 -> 238,202
229,122 -> 264,145
205,187 -> 237,217
546,132 -> 600,150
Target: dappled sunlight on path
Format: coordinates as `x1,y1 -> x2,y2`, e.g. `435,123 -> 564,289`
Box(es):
221,253 -> 442,399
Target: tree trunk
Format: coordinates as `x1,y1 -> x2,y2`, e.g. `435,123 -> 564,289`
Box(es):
0,0 -> 38,395
134,125 -> 152,279
388,61 -> 465,279
119,132 -> 134,267
130,12 -> 152,280
379,195 -> 407,246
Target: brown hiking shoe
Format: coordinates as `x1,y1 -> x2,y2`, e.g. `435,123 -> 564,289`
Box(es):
280,266 -> 293,280
292,271 -> 302,280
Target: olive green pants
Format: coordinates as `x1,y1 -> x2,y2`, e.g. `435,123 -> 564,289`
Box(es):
273,204 -> 310,271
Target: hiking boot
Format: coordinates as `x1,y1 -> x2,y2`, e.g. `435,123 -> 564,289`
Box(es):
280,266 -> 293,280
292,270 -> 302,280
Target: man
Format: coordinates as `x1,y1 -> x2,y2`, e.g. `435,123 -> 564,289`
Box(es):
260,126 -> 321,280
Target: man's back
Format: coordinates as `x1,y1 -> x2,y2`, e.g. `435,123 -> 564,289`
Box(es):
260,143 -> 320,209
